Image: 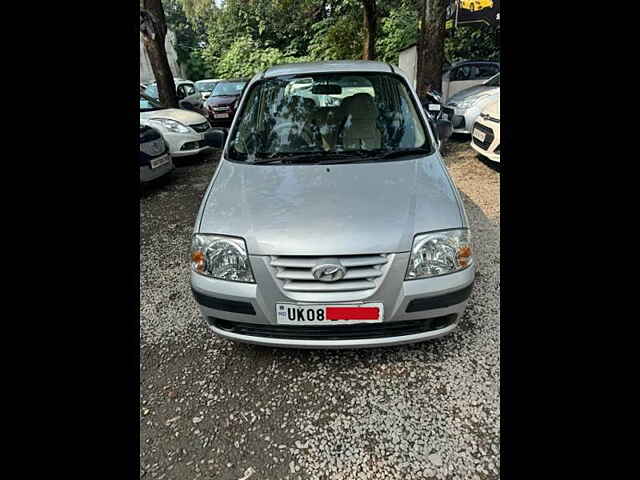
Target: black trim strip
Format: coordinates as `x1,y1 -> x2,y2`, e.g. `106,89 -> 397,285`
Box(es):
405,283 -> 474,313
191,289 -> 256,315
208,315 -> 457,340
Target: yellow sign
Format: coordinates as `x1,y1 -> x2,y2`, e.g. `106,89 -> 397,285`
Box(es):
459,0 -> 494,12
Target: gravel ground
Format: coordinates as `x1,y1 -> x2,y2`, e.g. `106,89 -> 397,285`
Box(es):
140,139 -> 500,480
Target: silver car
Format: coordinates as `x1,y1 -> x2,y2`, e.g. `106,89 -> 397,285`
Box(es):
190,61 -> 475,349
443,73 -> 500,134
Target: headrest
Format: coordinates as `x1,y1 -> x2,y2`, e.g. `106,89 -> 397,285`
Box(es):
341,93 -> 377,119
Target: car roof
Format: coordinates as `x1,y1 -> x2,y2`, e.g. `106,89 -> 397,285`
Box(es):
263,60 -> 394,78
216,78 -> 249,83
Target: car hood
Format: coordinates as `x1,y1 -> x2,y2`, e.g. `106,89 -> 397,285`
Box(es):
447,85 -> 498,105
206,95 -> 239,107
198,156 -> 463,256
139,108 -> 206,125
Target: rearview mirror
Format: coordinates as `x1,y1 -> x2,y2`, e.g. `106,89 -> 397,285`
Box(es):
312,84 -> 342,95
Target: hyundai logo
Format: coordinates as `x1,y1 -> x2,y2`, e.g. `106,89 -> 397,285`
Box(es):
312,261 -> 347,282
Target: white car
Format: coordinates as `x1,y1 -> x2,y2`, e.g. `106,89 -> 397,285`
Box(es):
471,96 -> 500,163
144,79 -> 197,102
139,93 -> 215,158
195,79 -> 223,100
442,73 -> 499,134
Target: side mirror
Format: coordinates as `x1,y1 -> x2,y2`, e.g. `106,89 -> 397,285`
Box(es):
207,128 -> 227,149
436,118 -> 453,144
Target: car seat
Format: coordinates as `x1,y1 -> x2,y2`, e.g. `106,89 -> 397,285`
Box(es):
338,93 -> 382,150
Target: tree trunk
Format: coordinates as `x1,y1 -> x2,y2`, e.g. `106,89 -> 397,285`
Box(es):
416,0 -> 447,97
362,0 -> 377,60
141,0 -> 178,108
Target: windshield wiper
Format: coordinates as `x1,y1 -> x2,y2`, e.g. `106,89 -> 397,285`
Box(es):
251,151 -> 363,165
378,147 -> 432,160
317,147 -> 432,164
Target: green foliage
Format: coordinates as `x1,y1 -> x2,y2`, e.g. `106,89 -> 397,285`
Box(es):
164,0 -> 499,81
445,24 -> 500,63
308,10 -> 363,61
376,0 -> 418,63
215,36 -> 310,78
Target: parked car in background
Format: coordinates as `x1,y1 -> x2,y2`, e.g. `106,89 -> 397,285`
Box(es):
441,73 -> 499,134
140,124 -> 174,184
190,60 -> 474,349
144,79 -> 197,103
471,95 -> 500,163
441,60 -> 499,102
204,78 -> 249,127
139,92 -> 216,158
195,79 -> 222,100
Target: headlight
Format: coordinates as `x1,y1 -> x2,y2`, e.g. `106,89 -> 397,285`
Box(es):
152,118 -> 191,133
405,229 -> 472,280
191,234 -> 255,283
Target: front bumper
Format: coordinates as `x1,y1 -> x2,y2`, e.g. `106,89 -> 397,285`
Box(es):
164,130 -> 214,157
446,105 -> 483,134
470,119 -> 501,163
191,253 -> 476,349
139,156 -> 174,183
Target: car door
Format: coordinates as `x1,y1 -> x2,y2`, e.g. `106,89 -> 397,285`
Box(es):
447,64 -> 479,99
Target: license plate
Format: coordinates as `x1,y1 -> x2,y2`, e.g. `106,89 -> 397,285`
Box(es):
213,113 -> 229,119
428,104 -> 441,111
473,129 -> 486,142
150,154 -> 169,169
276,303 -> 383,325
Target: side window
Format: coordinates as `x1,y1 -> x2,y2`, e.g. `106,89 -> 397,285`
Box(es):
453,65 -> 472,81
177,85 -> 187,99
477,64 -> 499,79
185,84 -> 196,96
468,66 -> 481,80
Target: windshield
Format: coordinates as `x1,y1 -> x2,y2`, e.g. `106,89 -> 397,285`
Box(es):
143,84 -> 159,99
140,93 -> 162,111
485,73 -> 500,87
212,81 -> 247,96
196,82 -> 217,92
229,73 -> 428,162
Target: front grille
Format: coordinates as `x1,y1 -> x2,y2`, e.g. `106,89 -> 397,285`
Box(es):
190,121 -> 210,133
269,254 -> 390,293
208,315 -> 457,340
472,122 -> 495,150
212,106 -> 230,112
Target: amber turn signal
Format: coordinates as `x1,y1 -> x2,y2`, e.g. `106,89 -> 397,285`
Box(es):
191,250 -> 206,272
457,246 -> 472,267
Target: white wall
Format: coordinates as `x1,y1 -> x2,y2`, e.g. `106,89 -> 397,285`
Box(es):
398,45 -> 417,89
140,30 -> 184,84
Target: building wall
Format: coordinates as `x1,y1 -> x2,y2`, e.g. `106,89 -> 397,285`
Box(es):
140,30 -> 184,84
398,45 -> 417,89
